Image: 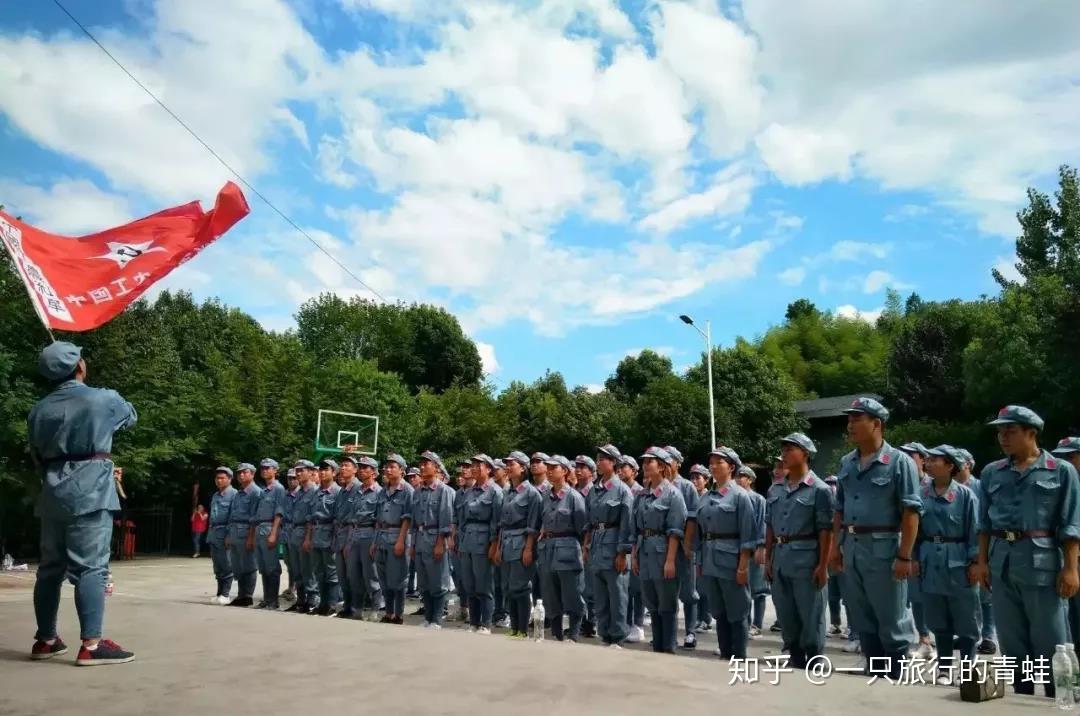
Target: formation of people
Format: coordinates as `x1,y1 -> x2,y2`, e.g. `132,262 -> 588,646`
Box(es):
205,396 -> 1080,698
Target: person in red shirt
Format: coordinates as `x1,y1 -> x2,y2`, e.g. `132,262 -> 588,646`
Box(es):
191,504 -> 209,558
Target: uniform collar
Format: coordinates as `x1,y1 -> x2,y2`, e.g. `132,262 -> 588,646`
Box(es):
859,441 -> 893,466
359,480 -> 377,493
242,483 -> 258,494
386,480 -> 404,494
551,487 -> 566,500
516,481 -> 528,493
603,478 -> 617,491
712,481 -> 731,497
577,482 -> 592,496
998,449 -> 1058,474
924,479 -> 959,502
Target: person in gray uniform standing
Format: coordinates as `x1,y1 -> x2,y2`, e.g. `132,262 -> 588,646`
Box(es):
373,453 -> 414,624
765,434 -> 834,668
495,451 -> 543,638
412,451 -> 455,629
586,444 -> 634,647
227,463 -> 261,608
458,454 -> 504,633
348,456 -> 384,620
305,459 -> 342,616
252,458 -> 285,610
664,445 -> 701,649
538,455 -> 588,641
208,467 -> 237,606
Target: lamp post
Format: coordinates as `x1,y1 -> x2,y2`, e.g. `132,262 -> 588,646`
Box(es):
680,314 -> 716,451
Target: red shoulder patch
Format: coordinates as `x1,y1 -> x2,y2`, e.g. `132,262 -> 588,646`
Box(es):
880,453 -> 891,465
946,490 -> 956,503
1048,458 -> 1058,470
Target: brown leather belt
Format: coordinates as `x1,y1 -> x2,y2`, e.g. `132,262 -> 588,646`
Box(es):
704,532 -> 739,540
990,529 -> 1052,543
776,533 -> 817,544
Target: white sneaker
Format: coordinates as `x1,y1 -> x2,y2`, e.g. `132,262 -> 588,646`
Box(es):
748,625 -> 762,639
842,640 -> 862,653
912,642 -> 935,661
609,643 -> 622,650
193,553 -> 199,558
477,627 -> 492,635
465,626 -> 477,633
421,622 -> 431,629
713,648 -> 725,658
494,616 -> 510,629
429,623 -> 442,630
643,614 -> 652,627
212,595 -> 230,606
625,626 -> 645,643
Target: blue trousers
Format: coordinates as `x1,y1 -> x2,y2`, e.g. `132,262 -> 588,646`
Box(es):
827,574 -> 843,626
700,575 -> 751,659
228,534 -> 257,599
34,509 -> 112,641
312,547 -> 341,607
254,525 -> 281,606
993,570 -> 1067,694
540,567 -> 585,640
347,533 -> 382,612
641,577 -> 679,652
461,551 -> 495,627
676,549 -> 699,636
841,539 -> 913,663
210,541 -> 233,597
771,566 -> 826,663
417,544 -> 451,625
375,534 -> 410,617
627,573 -> 645,627
299,544 -> 318,606
590,567 -> 629,643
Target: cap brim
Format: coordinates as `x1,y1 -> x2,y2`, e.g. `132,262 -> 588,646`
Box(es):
1053,447 -> 1079,455
986,417 -> 1016,426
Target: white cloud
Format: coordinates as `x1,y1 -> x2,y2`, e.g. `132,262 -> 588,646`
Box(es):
0,179 -> 132,234
638,170 -> 754,234
993,255 -> 1025,285
755,123 -> 854,186
829,240 -> 893,262
744,0 -> 1080,235
863,269 -> 906,294
476,341 -> 500,374
0,0 -> 323,201
884,204 -> 930,222
836,304 -> 884,324
584,383 -> 605,394
778,266 -> 806,286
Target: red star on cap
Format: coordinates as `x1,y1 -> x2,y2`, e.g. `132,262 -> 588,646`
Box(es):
998,407 -> 1009,416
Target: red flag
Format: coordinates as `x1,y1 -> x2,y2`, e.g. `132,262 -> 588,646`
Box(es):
0,181 -> 249,332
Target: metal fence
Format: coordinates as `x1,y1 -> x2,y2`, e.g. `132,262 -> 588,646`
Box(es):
111,508 -> 173,559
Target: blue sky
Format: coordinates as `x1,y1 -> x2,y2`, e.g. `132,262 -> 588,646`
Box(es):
2,0 -> 1078,391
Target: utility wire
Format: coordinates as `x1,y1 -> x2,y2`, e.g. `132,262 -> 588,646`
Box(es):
50,0 -> 387,302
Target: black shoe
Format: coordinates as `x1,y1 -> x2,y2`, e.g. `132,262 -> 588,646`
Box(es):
680,633 -> 698,649
254,601 -> 269,610
391,615 -> 404,625
769,621 -> 782,632
304,605 -> 319,615
406,591 -> 420,599
581,622 -> 596,638
977,639 -> 997,655
228,597 -> 254,607
283,604 -> 301,613
411,606 -> 425,616
315,606 -> 331,616
76,639 -> 134,667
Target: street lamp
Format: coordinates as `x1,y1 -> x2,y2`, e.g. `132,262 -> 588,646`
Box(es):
679,314 -> 716,451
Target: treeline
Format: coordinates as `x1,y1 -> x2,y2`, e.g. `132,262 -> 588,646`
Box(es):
1,167 -> 1078,555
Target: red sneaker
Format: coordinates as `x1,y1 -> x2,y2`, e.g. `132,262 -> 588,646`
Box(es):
30,637 -> 68,660
75,639 -> 134,666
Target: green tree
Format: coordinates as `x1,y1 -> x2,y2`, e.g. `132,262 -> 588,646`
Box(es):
687,342 -> 806,464
604,349 -> 674,402
995,165 -> 1080,289
630,375 -> 711,461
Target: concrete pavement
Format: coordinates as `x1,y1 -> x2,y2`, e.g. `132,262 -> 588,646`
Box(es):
0,559 -> 1049,715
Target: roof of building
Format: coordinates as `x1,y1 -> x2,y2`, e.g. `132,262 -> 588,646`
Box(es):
794,393 -> 884,420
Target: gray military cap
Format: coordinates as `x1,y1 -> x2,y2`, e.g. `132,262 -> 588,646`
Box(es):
259,458 -> 279,469
596,444 -> 622,461
708,446 -> 742,467
406,467 -> 421,477
843,396 -> 890,422
618,455 -> 639,471
383,453 -> 407,469
319,458 -> 339,471
898,442 -> 930,458
215,466 -> 234,478
493,459 -> 506,470
339,454 -> 360,466
505,450 -> 530,466
235,462 -> 256,474
958,448 -> 975,468
286,467 -> 297,478
987,405 -> 1044,431
471,453 -> 496,470
736,465 -> 757,481
292,459 -> 315,470
530,451 -> 551,463
357,456 -> 379,469
574,455 -> 597,472
663,445 -> 685,463
640,446 -> 673,464
544,454 -> 574,472
38,341 -> 82,382
689,464 -> 709,478
1053,438 -> 1080,456
780,432 -> 817,456
928,444 -> 965,472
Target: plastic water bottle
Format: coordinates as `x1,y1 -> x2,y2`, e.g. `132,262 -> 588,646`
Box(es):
530,599 -> 545,642
1066,643 -> 1080,704
1,553 -> 12,571
105,572 -> 114,597
1053,645 -> 1075,710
